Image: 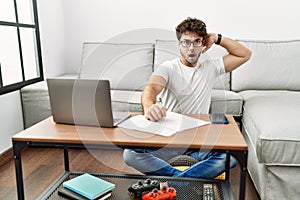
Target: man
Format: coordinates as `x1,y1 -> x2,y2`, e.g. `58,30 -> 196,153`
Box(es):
123,17 -> 251,179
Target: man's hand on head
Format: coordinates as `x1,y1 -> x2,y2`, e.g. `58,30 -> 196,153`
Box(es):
202,33 -> 218,53
145,104 -> 167,122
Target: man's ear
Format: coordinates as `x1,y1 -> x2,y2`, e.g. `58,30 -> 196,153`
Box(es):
202,36 -> 208,46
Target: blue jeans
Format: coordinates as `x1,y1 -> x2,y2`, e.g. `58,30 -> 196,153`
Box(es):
123,148 -> 237,179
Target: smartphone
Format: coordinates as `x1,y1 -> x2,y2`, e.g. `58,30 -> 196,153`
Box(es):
209,113 -> 229,124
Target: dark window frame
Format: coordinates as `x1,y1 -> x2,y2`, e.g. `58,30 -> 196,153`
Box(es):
0,0 -> 43,95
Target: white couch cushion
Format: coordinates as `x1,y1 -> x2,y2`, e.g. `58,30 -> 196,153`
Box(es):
111,90 -> 143,112
240,90 -> 300,165
154,40 -> 230,90
232,40 -> 300,92
110,89 -> 244,116
210,89 -> 243,116
79,42 -> 154,91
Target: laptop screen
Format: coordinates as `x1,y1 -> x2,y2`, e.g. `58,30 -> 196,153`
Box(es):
47,78 -> 130,127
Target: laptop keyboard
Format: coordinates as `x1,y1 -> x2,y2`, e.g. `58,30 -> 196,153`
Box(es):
113,113 -> 131,126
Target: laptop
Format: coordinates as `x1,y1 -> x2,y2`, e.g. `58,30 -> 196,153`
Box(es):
46,78 -> 131,127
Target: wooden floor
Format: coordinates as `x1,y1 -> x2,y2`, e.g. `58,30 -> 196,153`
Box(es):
0,147 -> 260,200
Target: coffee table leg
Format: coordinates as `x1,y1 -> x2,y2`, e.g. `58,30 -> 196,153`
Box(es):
63,145 -> 69,171
13,141 -> 28,200
239,150 -> 248,200
225,150 -> 231,180
231,150 -> 248,200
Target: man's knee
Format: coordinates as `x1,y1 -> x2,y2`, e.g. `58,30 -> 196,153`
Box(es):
230,155 -> 238,168
123,149 -> 136,166
214,153 -> 237,168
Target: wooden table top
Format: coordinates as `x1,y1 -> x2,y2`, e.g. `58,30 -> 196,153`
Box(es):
12,114 -> 247,151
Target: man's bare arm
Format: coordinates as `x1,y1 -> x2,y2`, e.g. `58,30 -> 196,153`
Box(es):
203,33 -> 252,73
141,75 -> 166,121
220,37 -> 252,72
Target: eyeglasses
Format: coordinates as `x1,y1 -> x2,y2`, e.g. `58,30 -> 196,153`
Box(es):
180,39 -> 203,48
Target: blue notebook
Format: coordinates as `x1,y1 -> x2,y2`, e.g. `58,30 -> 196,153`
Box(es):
63,173 -> 115,200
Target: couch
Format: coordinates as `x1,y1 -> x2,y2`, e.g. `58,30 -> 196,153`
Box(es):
21,41 -> 242,128
231,40 -> 300,200
20,39 -> 300,200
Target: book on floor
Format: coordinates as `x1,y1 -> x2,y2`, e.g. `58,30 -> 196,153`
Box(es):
62,173 -> 115,200
58,187 -> 112,200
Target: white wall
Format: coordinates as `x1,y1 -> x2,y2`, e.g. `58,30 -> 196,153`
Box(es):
62,0 -> 300,74
38,0 -> 67,78
0,91 -> 23,153
0,0 -> 66,153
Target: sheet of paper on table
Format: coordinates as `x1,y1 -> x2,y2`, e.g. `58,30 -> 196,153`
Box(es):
118,111 -> 210,137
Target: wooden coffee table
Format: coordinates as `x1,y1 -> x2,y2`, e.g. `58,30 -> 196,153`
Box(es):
12,114 -> 247,200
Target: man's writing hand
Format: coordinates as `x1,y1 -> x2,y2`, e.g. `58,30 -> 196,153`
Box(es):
145,104 -> 167,122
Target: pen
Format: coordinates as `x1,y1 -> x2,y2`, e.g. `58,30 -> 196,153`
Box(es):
158,97 -> 163,104
158,97 -> 167,118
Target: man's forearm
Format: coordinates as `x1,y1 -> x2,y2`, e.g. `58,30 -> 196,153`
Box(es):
141,75 -> 166,114
141,85 -> 157,114
142,84 -> 167,121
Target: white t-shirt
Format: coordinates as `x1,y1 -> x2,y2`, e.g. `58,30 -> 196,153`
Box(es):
152,57 -> 225,114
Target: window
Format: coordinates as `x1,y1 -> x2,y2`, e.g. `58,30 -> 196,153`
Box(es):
0,0 -> 43,95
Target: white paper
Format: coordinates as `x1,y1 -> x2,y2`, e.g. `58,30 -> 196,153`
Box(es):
118,111 -> 210,137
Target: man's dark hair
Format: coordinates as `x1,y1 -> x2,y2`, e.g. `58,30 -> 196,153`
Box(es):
175,17 -> 207,40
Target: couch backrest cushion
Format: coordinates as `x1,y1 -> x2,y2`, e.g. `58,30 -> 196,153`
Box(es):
79,42 -> 154,91
154,40 -> 230,90
232,40 -> 300,91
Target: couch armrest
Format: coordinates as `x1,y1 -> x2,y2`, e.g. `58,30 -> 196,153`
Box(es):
20,74 -> 77,128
